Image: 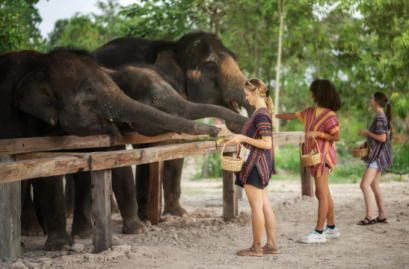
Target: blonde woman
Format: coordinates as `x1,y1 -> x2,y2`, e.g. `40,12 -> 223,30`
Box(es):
229,78 -> 278,257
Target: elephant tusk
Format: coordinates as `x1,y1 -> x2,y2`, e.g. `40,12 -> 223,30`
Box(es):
110,119 -> 113,122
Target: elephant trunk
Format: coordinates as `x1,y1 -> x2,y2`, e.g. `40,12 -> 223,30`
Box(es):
182,101 -> 248,134
103,91 -> 221,137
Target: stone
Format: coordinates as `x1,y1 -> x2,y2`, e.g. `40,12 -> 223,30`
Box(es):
151,226 -> 162,232
143,220 -> 152,228
25,263 -> 41,269
173,233 -> 178,241
182,217 -> 196,227
11,261 -> 29,269
70,243 -> 85,252
61,245 -> 70,252
112,245 -> 132,252
85,245 -> 95,253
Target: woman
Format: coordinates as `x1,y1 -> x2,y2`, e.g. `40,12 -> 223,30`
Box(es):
276,79 -> 341,243
230,78 -> 278,257
356,92 -> 392,225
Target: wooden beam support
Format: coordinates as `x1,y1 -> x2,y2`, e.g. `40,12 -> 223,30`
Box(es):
91,169 -> 112,253
222,151 -> 238,221
0,155 -> 21,261
148,161 -> 164,225
300,143 -> 314,197
0,156 -> 87,184
274,132 -> 304,146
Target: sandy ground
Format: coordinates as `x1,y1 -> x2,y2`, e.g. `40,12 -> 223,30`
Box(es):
1,160 -> 409,269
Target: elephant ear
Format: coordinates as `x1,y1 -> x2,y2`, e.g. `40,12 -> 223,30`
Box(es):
154,49 -> 187,99
14,69 -> 58,126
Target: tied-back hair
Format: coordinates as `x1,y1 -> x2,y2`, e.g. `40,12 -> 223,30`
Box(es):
244,78 -> 275,120
374,91 -> 393,132
309,79 -> 342,112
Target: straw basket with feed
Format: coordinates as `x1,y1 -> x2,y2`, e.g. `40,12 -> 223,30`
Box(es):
351,134 -> 371,158
300,139 -> 322,166
220,141 -> 244,172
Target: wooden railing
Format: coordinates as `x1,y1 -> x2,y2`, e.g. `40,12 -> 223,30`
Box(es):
0,126 -> 307,260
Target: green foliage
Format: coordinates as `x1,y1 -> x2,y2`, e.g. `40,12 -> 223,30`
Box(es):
386,144 -> 409,175
274,145 -> 300,172
0,0 -> 42,52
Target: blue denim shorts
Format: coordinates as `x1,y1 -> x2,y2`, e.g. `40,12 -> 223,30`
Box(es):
369,161 -> 379,169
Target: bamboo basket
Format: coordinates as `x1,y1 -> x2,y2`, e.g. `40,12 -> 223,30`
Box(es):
300,139 -> 322,166
351,134 -> 370,158
221,141 -> 244,172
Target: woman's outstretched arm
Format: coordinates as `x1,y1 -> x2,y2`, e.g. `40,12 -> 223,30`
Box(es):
275,113 -> 297,120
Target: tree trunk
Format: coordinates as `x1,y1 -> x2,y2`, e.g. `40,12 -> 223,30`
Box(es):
274,0 -> 285,132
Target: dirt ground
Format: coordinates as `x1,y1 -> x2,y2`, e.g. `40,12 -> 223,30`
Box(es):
2,160 -> 409,269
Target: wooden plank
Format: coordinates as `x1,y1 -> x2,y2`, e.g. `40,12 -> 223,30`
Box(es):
0,155 -> 21,261
90,141 -> 216,171
300,143 -> 314,197
0,135 -> 110,156
222,151 -> 238,221
148,161 -> 164,225
205,143 -> 237,154
91,169 -> 112,253
274,132 -> 304,146
0,157 -> 87,184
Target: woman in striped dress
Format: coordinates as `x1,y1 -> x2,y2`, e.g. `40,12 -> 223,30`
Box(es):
276,79 -> 341,243
229,78 -> 278,257
356,92 -> 393,225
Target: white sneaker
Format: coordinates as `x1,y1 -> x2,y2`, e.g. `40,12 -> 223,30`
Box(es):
299,230 -> 326,243
324,226 -> 341,238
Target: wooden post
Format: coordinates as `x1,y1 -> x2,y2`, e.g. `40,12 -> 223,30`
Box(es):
0,155 -> 21,261
222,152 -> 238,221
91,169 -> 112,253
148,161 -> 164,225
300,143 -> 314,197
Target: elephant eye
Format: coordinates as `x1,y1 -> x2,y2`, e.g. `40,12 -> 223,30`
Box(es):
85,87 -> 92,92
151,95 -> 161,105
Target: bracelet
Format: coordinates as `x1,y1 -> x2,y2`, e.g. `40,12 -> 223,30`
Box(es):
321,132 -> 325,138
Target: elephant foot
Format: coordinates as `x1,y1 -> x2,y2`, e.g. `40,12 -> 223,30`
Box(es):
21,219 -> 44,237
163,203 -> 188,217
44,232 -> 74,251
71,225 -> 92,239
122,218 -> 148,234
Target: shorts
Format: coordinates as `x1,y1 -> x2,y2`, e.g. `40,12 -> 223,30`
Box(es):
235,166 -> 269,190
369,161 -> 379,170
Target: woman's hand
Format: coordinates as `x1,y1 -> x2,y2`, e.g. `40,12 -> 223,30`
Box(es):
228,135 -> 246,145
357,130 -> 368,137
305,131 -> 321,140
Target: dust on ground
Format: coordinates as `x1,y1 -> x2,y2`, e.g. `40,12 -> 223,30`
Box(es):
2,159 -> 409,269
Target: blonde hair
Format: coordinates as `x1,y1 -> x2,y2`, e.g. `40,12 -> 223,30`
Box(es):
244,78 -> 275,119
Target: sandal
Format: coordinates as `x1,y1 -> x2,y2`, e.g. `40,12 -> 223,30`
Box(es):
263,244 -> 279,254
356,217 -> 375,225
236,245 -> 263,257
374,217 -> 388,224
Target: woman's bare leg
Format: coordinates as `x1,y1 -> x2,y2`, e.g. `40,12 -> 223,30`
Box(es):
358,168 -> 378,223
262,187 -> 277,247
244,184 -> 264,250
314,167 -> 331,231
370,170 -> 387,220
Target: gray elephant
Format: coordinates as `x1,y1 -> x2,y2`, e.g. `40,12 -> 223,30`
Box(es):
92,32 -> 252,219
0,48 -> 220,250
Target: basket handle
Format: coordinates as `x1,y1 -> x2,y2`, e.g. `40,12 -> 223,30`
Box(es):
350,133 -> 370,150
221,140 -> 238,156
300,138 -> 320,155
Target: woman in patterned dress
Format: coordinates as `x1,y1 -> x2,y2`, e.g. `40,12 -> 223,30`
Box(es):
356,92 -> 393,225
229,78 -> 278,257
276,79 -> 341,243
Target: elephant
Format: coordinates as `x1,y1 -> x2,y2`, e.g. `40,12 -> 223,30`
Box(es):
92,32 -> 252,218
64,65 -> 248,238
0,48 -> 220,251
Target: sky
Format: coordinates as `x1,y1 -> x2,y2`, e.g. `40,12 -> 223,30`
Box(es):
35,0 -> 137,39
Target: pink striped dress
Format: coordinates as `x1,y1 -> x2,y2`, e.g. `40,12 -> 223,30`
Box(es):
296,106 -> 340,178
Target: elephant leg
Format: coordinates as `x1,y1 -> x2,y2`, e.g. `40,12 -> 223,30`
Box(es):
32,176 -> 74,251
71,172 -> 92,239
134,143 -> 150,221
21,181 -> 44,236
64,174 -> 75,218
33,185 -> 47,234
112,166 -> 147,234
163,158 -> 188,217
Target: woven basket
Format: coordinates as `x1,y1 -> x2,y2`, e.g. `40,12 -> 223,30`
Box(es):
351,134 -> 370,158
220,141 -> 244,172
300,139 -> 322,166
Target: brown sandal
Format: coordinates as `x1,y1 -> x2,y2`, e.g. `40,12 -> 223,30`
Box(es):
263,244 -> 279,254
236,245 -> 263,257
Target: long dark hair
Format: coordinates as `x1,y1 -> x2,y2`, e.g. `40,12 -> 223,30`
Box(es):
309,79 -> 342,112
373,92 -> 393,131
